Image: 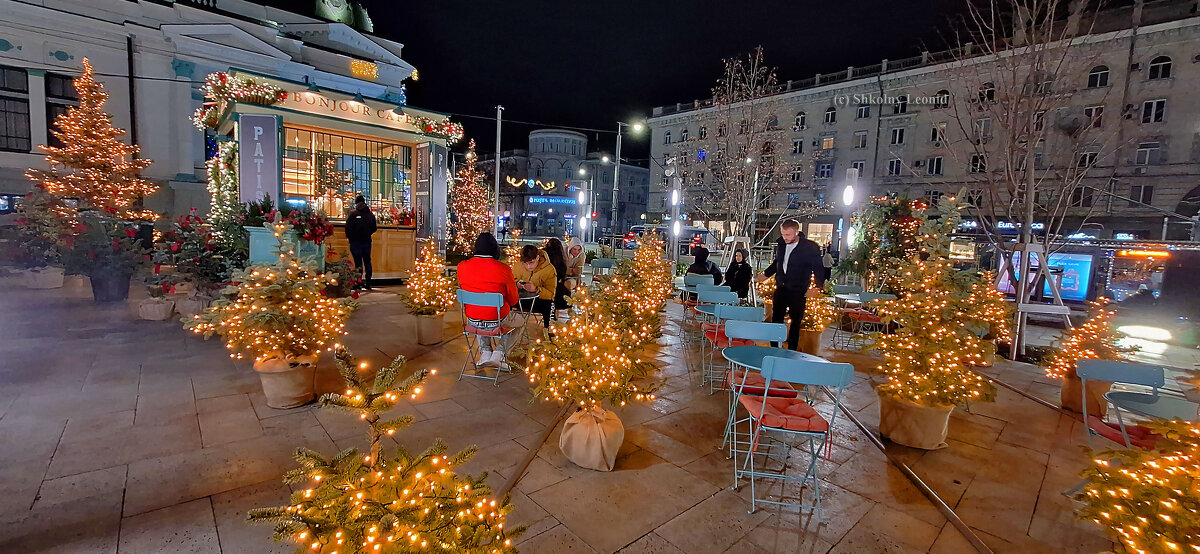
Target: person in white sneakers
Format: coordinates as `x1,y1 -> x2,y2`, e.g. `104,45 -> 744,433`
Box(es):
457,233 -> 521,369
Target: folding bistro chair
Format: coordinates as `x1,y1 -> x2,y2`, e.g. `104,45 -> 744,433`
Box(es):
680,274 -> 717,320
701,305 -> 765,391
834,292 -> 895,349
456,290 -> 522,386
1077,359 -> 1169,449
733,356 -> 854,520
719,320 -> 792,447
690,290 -> 738,345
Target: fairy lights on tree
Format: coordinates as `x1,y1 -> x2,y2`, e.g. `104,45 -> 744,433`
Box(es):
315,157 -> 356,215
191,72 -> 287,129
185,217 -> 350,363
249,348 -> 520,552
1042,298 -> 1128,380
799,288 -> 838,332
872,195 -> 1010,406
26,58 -> 158,221
205,141 -> 241,243
402,241 -> 456,316
449,140 -> 492,253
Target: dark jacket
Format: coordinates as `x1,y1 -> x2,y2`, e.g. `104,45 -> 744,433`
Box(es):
723,248 -> 753,299
345,203 -> 377,244
687,247 -> 723,286
763,236 -> 825,290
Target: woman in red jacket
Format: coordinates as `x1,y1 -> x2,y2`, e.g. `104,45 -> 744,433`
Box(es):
457,233 -> 521,369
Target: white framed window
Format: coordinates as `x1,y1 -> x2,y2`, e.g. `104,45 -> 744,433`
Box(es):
925,189 -> 944,204
969,154 -> 987,173
892,95 -> 908,114
1033,111 -> 1045,132
1148,56 -> 1172,80
1135,142 -> 1160,165
717,123 -> 727,137
887,158 -> 903,176
930,122 -> 946,142
823,107 -> 837,124
856,104 -> 870,119
790,166 -> 804,182
926,156 -> 943,175
889,127 -> 905,145
966,189 -> 983,206
975,118 -> 991,139
1084,106 -> 1104,129
933,89 -> 950,109
792,138 -> 803,154
739,120 -> 750,134
1142,99 -> 1166,123
853,131 -> 868,149
978,82 -> 995,103
1130,185 -> 1154,206
1088,65 -> 1109,88
816,162 -> 833,178
698,126 -> 707,139
821,136 -> 835,150
1070,187 -> 1094,207
1078,151 -> 1098,168
851,160 -> 866,174
680,128 -> 688,141
663,131 -> 671,145
794,111 -> 807,130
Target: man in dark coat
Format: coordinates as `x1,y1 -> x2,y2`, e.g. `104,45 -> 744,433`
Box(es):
756,219 -> 826,350
345,195 -> 378,290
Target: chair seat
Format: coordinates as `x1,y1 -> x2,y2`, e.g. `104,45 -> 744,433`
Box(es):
703,330 -> 755,348
739,395 -> 828,432
730,370 -> 799,398
463,324 -> 502,337
847,311 -> 882,324
1086,416 -> 1160,449
701,322 -> 723,332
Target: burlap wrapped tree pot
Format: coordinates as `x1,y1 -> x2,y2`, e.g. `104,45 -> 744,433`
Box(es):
137,297 -> 176,321
61,274 -> 92,298
1061,375 -> 1111,417
175,294 -> 211,319
797,330 -> 821,355
253,355 -> 318,408
416,313 -> 444,346
559,407 -> 625,471
24,267 -> 64,289
877,392 -> 954,450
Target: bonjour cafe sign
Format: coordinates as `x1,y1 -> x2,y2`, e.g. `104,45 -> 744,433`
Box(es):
284,90 -> 423,133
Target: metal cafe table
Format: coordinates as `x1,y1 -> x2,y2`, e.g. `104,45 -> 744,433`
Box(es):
722,345 -> 827,370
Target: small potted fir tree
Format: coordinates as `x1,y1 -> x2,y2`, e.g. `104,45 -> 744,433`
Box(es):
1043,298 -> 1132,417
186,217 -> 351,408
13,186 -> 69,289
401,241 -> 456,346
797,282 -> 838,355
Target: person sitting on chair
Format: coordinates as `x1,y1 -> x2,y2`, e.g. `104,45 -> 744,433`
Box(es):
723,248 -> 753,300
457,233 -> 521,369
684,246 -> 723,301
513,245 -> 558,329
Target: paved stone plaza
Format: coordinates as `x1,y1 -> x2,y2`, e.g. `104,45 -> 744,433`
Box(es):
0,284 -> 1119,553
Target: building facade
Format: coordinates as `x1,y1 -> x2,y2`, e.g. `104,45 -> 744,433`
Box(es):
0,0 -> 450,228
648,1 -> 1200,244
478,128 -> 649,239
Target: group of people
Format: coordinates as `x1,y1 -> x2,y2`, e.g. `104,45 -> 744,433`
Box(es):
457,233 -> 586,370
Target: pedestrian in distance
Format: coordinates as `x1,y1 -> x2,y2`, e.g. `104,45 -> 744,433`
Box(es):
756,219 -> 825,351
345,195 -> 378,290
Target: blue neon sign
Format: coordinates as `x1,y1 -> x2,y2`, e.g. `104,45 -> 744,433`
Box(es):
528,196 -> 577,206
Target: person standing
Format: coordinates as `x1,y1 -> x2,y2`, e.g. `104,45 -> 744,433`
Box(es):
345,195 -> 377,290
756,220 -> 825,350
822,245 -> 835,282
723,248 -> 753,300
457,233 -> 521,369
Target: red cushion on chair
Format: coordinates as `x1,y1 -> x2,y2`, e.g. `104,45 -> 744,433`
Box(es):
739,395 -> 829,432
703,330 -> 755,348
463,324 -> 502,337
847,311 -> 882,324
701,322 -> 723,332
1086,416 -> 1160,449
729,370 -> 799,398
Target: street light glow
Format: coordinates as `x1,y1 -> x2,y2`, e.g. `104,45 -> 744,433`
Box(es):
671,189 -> 679,206
580,218 -> 589,230
842,185 -> 855,206
601,155 -> 610,163
632,122 -> 644,132
672,220 -> 682,237
578,167 -> 586,176
578,191 -> 586,203
745,157 -> 753,164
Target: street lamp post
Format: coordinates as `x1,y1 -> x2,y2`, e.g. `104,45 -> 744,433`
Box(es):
840,167 -> 859,258
577,166 -> 592,241
611,121 -> 643,241
493,105 -> 504,234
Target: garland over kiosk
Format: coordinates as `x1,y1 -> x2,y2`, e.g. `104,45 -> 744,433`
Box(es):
201,70 -> 460,278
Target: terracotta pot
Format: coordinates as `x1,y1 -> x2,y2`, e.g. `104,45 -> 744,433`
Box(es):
24,267 -> 64,289
137,298 -> 176,321
90,273 -> 132,302
61,274 -> 92,298
1061,375 -> 1111,417
175,294 -> 211,319
416,313 -> 445,346
797,329 -> 822,355
254,355 -> 318,409
877,392 -> 954,450
560,407 -> 624,471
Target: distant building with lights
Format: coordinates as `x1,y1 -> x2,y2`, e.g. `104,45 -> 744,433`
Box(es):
477,128 -> 649,238
648,1 -> 1200,243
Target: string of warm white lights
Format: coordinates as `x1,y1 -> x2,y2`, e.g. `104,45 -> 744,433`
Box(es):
403,241 -> 457,316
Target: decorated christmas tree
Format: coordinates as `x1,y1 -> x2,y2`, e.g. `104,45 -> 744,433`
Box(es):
838,196 -> 927,292
872,195 -> 1010,407
799,286 -> 838,332
596,234 -> 675,347
316,156 -> 356,215
185,216 -> 350,362
205,141 -> 241,241
249,348 -> 520,552
503,229 -> 522,273
1076,371 -> 1200,551
13,185 -> 73,268
1042,298 -> 1128,380
26,58 -> 157,221
449,140 -> 492,253
402,241 -> 456,316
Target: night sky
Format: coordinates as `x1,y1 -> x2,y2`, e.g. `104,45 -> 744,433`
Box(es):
270,0 -> 974,159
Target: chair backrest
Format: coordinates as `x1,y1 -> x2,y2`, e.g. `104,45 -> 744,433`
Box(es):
697,291 -> 738,305
695,284 -> 731,293
591,258 -> 616,269
715,304 -> 765,322
858,292 -> 897,304
1077,359 -> 1165,389
457,289 -> 504,310
724,320 -> 787,343
832,284 -> 863,295
684,274 -> 713,286
761,356 -> 855,389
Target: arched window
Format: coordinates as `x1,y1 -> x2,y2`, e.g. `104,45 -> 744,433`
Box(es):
698,126 -> 707,139
1148,56 -> 1172,80
794,111 -> 807,129
978,83 -> 995,103
765,115 -> 779,129
663,131 -> 671,145
892,94 -> 908,114
680,128 -> 688,141
823,106 -> 837,124
1088,65 -> 1109,88
934,89 -> 950,109
716,123 -> 727,137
